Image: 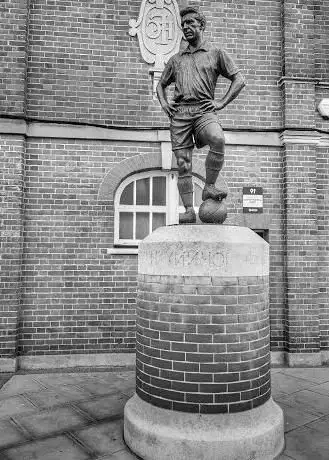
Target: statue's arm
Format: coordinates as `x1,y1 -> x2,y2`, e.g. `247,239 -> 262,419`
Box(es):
214,72 -> 246,111
156,80 -> 177,119
156,57 -> 177,119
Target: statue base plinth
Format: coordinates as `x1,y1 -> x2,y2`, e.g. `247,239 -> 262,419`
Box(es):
124,225 -> 284,459
124,394 -> 284,460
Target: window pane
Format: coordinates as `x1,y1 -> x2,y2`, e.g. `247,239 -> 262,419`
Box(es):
152,213 -> 166,231
136,212 -> 149,239
119,212 -> 133,239
194,183 -> 203,206
152,177 -> 166,206
120,182 -> 134,205
136,178 -> 150,205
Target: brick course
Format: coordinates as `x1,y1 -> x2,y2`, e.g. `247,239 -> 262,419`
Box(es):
0,1 -> 27,116
136,274 -> 271,413
0,136 -> 24,358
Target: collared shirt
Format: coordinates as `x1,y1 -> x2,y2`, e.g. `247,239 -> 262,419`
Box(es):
160,41 -> 240,103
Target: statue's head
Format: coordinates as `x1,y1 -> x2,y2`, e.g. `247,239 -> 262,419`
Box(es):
180,6 -> 206,32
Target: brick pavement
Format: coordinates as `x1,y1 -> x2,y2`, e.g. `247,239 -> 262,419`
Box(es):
1,367 -> 329,459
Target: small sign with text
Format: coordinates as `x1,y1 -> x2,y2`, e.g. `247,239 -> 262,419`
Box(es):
243,187 -> 263,214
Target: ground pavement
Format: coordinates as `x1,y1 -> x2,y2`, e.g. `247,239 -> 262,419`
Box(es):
1,366 -> 329,459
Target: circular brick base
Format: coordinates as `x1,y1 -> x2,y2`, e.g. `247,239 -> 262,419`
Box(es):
124,394 -> 284,460
124,225 -> 284,459
136,271 -> 271,414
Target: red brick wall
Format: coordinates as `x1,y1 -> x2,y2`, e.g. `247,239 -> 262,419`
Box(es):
25,0 -> 282,129
20,139 -> 159,356
0,1 -> 27,116
315,0 -> 329,81
283,143 -> 319,354
0,0 -> 328,362
283,82 -> 316,129
282,0 -> 315,78
314,1 -> 329,131
18,139 -> 284,356
318,147 -> 329,350
229,146 -> 285,353
315,0 -> 329,345
316,0 -> 329,348
0,136 -> 24,358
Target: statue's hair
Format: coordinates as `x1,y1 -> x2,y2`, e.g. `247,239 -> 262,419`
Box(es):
180,6 -> 206,30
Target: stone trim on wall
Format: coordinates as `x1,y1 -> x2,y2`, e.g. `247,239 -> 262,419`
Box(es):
0,118 -> 284,146
17,353 -> 136,370
278,76 -> 329,86
2,118 -> 328,149
3,351 -> 325,372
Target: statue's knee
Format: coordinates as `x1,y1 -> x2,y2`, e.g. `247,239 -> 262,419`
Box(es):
177,156 -> 192,175
209,134 -> 225,153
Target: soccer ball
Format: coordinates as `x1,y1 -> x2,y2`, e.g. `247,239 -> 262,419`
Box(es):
198,198 -> 227,224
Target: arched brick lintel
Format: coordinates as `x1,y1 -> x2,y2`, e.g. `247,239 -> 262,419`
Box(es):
97,151 -> 207,201
97,152 -> 162,201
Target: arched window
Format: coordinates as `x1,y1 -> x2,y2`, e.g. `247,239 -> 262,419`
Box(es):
114,171 -> 204,245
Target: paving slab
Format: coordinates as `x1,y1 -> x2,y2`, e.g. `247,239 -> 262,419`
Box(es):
276,455 -> 296,460
280,367 -> 329,384
305,414 -> 329,435
0,395 -> 36,419
113,380 -> 135,398
307,380 -> 329,396
271,372 -> 317,395
74,420 -> 125,456
272,387 -> 291,400
95,449 -> 138,459
74,380 -> 121,397
25,386 -> 92,409
277,389 -> 329,416
78,394 -> 128,420
0,375 -> 46,398
112,372 -> 135,381
0,420 -> 27,449
284,425 -> 329,460
4,435 -> 90,460
14,406 -> 88,437
0,373 -> 13,390
97,373 -> 135,393
277,401 -> 321,433
34,373 -> 98,387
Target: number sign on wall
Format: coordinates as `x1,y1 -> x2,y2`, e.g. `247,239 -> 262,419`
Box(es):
242,187 -> 263,214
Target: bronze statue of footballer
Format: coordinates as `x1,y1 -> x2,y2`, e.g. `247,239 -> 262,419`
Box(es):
157,6 -> 245,223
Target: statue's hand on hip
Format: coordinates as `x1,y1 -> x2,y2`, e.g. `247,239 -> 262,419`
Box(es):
213,100 -> 226,111
162,102 -> 177,119
200,100 -> 225,113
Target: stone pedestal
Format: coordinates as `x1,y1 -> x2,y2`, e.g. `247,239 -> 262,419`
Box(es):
124,225 -> 284,460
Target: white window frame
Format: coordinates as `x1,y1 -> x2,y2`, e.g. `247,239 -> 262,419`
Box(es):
114,170 -> 204,246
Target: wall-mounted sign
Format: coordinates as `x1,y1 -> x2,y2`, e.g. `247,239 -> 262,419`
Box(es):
318,99 -> 329,118
243,187 -> 263,214
129,0 -> 183,96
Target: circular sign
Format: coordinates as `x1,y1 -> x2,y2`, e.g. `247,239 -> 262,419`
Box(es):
142,6 -> 177,55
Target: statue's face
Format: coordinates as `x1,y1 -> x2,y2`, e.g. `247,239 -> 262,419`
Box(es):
181,13 -> 203,44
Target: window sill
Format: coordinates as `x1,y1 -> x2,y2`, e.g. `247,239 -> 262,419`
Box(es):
107,248 -> 139,255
